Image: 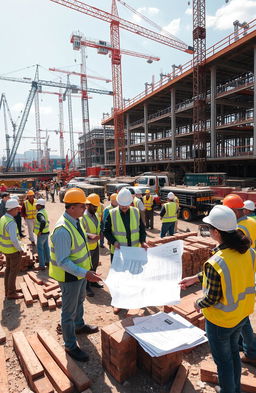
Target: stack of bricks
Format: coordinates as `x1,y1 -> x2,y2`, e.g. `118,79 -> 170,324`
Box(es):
164,290 -> 205,330
0,244 -> 36,275
101,316 -> 183,385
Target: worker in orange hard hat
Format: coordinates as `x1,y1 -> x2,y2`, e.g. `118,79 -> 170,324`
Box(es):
223,193 -> 256,366
21,190 -> 37,245
49,188 -> 102,362
81,193 -> 102,297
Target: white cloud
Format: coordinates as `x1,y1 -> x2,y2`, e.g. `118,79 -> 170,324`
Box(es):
162,18 -> 181,36
132,7 -> 160,23
207,0 -> 256,30
185,7 -> 192,15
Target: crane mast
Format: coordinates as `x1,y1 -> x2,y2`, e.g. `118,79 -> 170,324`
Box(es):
80,45 -> 90,168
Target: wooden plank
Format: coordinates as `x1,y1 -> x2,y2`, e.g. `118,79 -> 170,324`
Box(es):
0,324 -> 6,344
20,282 -> 34,306
37,330 -> 91,392
47,298 -> 56,310
43,283 -> 60,293
35,284 -> 48,308
43,290 -> 60,300
27,271 -> 44,285
56,297 -> 62,307
28,335 -> 74,393
32,375 -> 54,393
23,275 -> 38,299
13,331 -> 44,382
0,346 -> 8,392
169,364 -> 188,393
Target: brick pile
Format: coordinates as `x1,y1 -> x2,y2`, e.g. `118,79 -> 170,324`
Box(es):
101,316 -> 183,385
0,244 -> 38,276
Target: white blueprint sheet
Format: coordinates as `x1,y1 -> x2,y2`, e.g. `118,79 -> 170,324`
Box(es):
104,240 -> 183,308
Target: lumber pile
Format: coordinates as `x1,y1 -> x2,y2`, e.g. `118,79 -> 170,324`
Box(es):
0,244 -> 38,275
12,330 -> 91,393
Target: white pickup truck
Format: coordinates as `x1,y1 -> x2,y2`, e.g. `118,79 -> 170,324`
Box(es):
135,173 -> 170,194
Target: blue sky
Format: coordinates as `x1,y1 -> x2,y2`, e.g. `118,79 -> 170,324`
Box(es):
0,0 -> 256,160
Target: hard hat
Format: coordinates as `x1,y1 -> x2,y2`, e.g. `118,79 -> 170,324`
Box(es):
36,198 -> 46,206
145,189 -> 150,194
116,188 -> 133,206
203,205 -> 237,232
134,187 -> 142,195
223,194 -> 244,209
6,199 -> 20,211
86,193 -> 101,207
63,188 -> 87,204
27,190 -> 35,196
244,200 -> 255,212
110,193 -> 117,202
167,192 -> 175,200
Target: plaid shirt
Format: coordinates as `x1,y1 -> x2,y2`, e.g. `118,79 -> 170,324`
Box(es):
196,245 -> 227,309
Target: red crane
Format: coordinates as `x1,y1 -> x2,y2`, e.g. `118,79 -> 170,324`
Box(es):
49,0 -> 193,175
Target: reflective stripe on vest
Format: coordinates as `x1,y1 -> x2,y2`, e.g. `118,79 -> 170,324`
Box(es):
81,213 -> 100,251
49,215 -> 91,282
0,215 -> 20,254
24,199 -> 37,219
237,216 -> 256,248
97,204 -> 104,221
162,202 -> 177,223
202,247 -> 255,327
34,208 -> 49,235
133,197 -> 140,208
143,195 -> 153,210
110,207 -> 140,253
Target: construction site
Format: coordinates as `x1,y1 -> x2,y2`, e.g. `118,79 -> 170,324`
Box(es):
0,1 -> 256,393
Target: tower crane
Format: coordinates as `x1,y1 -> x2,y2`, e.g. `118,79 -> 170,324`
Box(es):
0,94 -> 16,161
49,0 -> 193,176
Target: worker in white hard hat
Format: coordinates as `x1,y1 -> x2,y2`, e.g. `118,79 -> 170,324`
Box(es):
0,199 -> 25,299
243,200 -> 256,220
159,191 -> 178,237
103,188 -> 148,314
179,205 -> 256,393
131,187 -> 146,225
34,199 -> 50,271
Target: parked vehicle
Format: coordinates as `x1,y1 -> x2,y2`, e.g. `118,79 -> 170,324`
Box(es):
135,172 -> 171,194
59,182 -> 105,203
160,186 -> 214,221
125,186 -> 161,208
106,183 -> 130,198
184,172 -> 226,186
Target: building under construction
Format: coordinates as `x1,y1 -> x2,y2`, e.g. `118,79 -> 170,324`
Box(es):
101,19 -> 256,178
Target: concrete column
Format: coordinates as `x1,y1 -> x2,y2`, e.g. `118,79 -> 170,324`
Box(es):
171,88 -> 176,161
103,125 -> 107,165
210,66 -> 217,158
144,103 -> 149,162
126,113 -> 131,163
254,46 -> 256,155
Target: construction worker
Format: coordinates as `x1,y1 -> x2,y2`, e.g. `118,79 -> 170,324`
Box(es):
222,193 -> 256,366
103,193 -> 118,224
96,200 -> 105,248
0,192 -> 10,218
103,188 -> 147,314
0,199 -> 25,300
34,199 -> 50,271
81,193 -> 102,297
160,191 -> 178,237
132,187 -> 146,225
143,189 -> 154,229
49,188 -> 102,362
179,205 -> 255,393
21,190 -> 37,245
243,200 -> 256,220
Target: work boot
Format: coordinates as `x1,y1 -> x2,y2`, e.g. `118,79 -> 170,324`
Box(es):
65,347 -> 89,362
75,324 -> 99,335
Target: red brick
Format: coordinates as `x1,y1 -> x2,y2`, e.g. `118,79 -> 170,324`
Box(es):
23,275 -> 38,299
20,282 -> 34,306
27,271 -> 44,285
47,298 -> 56,310
32,375 -> 54,393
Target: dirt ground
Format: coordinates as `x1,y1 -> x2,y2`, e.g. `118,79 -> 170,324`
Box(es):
1,195 -> 255,393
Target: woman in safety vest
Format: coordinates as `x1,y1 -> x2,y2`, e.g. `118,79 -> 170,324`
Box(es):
179,205 -> 255,393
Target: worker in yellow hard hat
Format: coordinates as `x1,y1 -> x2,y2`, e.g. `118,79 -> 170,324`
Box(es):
49,188 -> 102,362
81,193 -> 102,297
142,189 -> 155,229
21,190 -> 37,245
103,193 -> 118,225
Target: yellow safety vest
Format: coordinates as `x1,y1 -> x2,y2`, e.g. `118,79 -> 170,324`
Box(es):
49,215 -> 91,282
109,207 -> 140,254
143,195 -> 154,211
96,203 -> 104,222
237,216 -> 256,248
202,247 -> 255,328
24,199 -> 37,219
81,213 -> 100,251
0,215 -> 20,254
162,202 -> 177,223
34,208 -> 50,235
133,197 -> 141,209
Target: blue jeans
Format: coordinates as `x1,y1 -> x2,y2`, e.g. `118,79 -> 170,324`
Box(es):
240,316 -> 256,358
206,317 -> 247,393
160,222 -> 175,238
37,233 -> 50,268
59,279 -> 87,350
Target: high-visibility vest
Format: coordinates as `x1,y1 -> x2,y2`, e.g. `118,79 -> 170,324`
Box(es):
143,195 -> 154,211
133,197 -> 141,209
96,203 -> 104,222
103,204 -> 113,223
34,208 -> 50,235
24,199 -> 37,219
237,216 -> 256,248
162,202 -> 177,223
248,213 -> 256,221
81,213 -> 100,251
0,215 -> 20,254
202,247 -> 255,328
109,207 -> 140,254
49,215 -> 91,282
